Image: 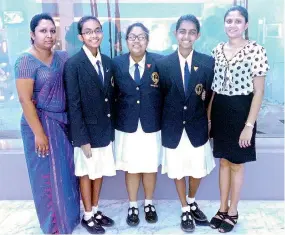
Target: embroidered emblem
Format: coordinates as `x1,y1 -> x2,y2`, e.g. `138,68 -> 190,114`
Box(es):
195,84 -> 203,95
151,72 -> 159,87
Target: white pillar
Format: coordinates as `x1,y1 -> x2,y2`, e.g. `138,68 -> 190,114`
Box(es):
57,0 -> 74,50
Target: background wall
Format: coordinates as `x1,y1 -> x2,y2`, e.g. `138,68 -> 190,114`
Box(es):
0,138 -> 283,200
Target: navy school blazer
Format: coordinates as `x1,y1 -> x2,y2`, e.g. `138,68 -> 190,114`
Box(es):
112,52 -> 164,133
63,49 -> 115,148
157,50 -> 214,148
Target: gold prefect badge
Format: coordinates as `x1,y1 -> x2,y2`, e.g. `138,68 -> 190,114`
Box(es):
151,72 -> 159,87
195,84 -> 203,95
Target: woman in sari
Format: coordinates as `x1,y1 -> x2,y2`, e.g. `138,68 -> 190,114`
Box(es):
14,13 -> 80,234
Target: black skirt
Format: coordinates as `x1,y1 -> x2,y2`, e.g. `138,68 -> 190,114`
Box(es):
211,93 -> 256,164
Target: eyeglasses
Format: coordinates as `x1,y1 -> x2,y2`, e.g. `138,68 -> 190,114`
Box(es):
82,29 -> 103,36
127,34 -> 147,41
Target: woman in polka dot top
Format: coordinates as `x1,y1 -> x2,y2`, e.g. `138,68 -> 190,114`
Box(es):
207,5 -> 270,233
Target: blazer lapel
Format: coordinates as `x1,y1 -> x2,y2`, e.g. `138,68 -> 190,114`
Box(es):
186,50 -> 200,100
140,52 -> 152,85
121,53 -> 137,85
171,52 -> 185,99
81,49 -> 104,91
102,55 -> 111,94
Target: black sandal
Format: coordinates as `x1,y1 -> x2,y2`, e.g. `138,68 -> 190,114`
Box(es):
218,212 -> 238,233
210,210 -> 228,229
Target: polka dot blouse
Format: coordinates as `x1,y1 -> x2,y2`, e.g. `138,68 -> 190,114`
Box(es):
211,40 -> 270,96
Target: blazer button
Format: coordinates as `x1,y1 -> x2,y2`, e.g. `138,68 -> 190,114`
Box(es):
183,121 -> 186,124
136,87 -> 139,90
137,100 -> 140,104
105,98 -> 108,102
107,114 -> 111,118
184,106 -> 187,110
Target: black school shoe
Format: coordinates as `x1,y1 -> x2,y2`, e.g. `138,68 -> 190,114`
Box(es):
94,211 -> 114,227
180,211 -> 195,233
144,204 -> 158,223
189,201 -> 209,225
81,217 -> 105,234
126,207 -> 140,226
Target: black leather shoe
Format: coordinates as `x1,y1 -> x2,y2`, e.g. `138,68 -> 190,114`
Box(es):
189,202 -> 208,222
94,211 -> 114,227
81,217 -> 105,234
144,204 -> 158,223
126,207 -> 140,226
180,211 -> 195,233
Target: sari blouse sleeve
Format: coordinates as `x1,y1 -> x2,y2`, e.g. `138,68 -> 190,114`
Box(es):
14,54 -> 37,80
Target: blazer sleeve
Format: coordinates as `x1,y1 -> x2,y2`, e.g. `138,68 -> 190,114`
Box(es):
63,61 -> 90,147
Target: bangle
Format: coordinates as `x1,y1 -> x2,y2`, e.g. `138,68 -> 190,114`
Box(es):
208,120 -> 211,124
245,122 -> 254,128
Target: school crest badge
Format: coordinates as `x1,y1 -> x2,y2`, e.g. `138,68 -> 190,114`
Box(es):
195,83 -> 203,95
151,72 -> 159,87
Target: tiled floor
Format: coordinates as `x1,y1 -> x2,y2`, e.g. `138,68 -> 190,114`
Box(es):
0,200 -> 284,234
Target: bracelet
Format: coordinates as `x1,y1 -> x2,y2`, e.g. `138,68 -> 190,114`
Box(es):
208,120 -> 211,124
245,122 -> 254,128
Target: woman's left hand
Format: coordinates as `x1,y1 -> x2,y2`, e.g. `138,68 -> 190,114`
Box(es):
239,126 -> 253,148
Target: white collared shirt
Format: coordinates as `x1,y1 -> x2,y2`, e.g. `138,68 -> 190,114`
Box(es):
129,54 -> 146,80
83,45 -> 104,80
178,49 -> 193,87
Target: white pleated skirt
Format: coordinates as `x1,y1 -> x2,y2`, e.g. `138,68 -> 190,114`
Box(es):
114,120 -> 161,173
74,142 -> 116,180
161,129 -> 215,180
